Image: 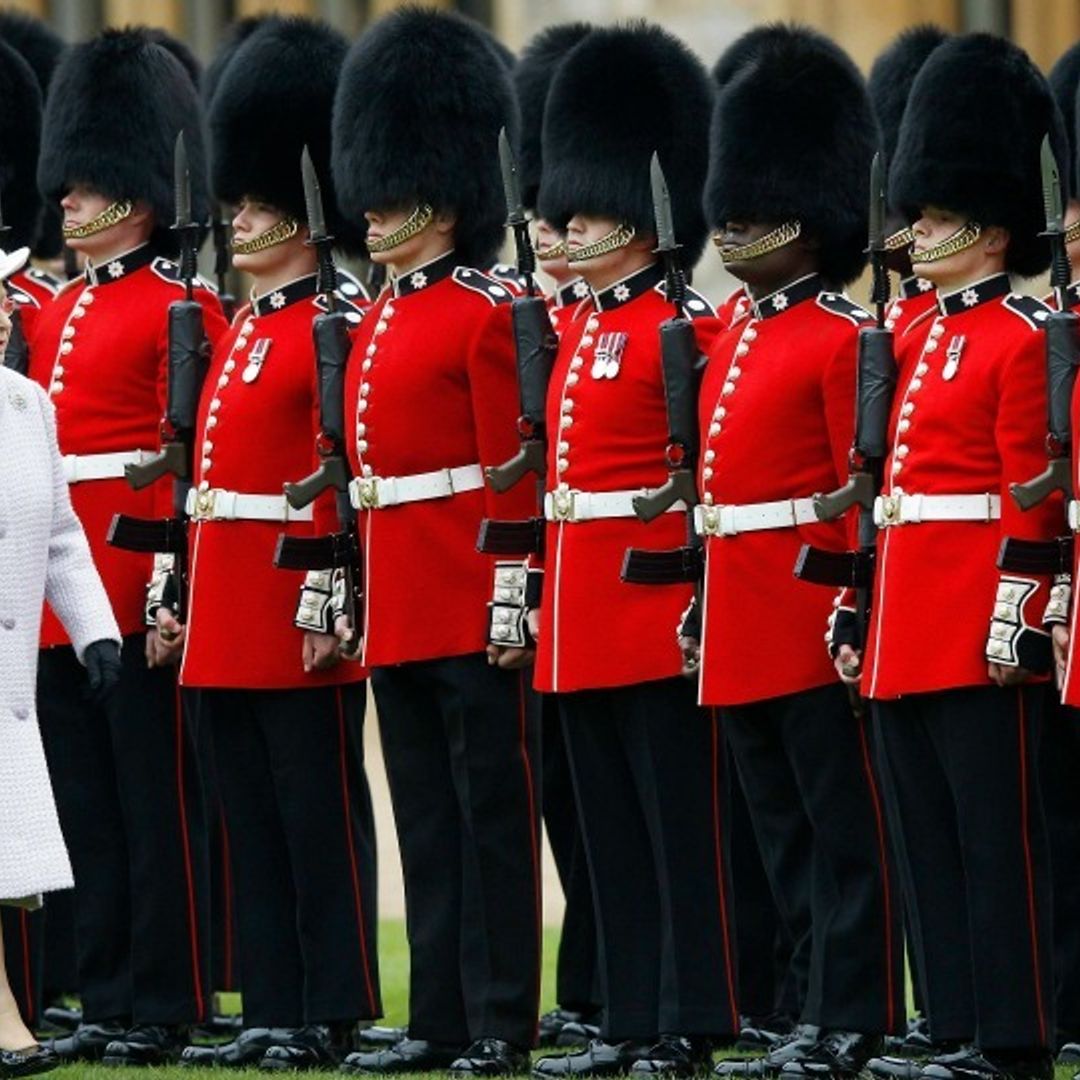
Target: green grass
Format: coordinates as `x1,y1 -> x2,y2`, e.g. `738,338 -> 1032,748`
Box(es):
49,919 -> 561,1078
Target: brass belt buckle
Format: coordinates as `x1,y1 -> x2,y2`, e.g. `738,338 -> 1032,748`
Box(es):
879,494 -> 900,525
700,504 -> 721,536
551,489 -> 575,522
194,488 -> 217,521
356,476 -> 380,510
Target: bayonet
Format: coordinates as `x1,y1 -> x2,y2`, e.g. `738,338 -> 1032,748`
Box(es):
498,128 -> 537,296
171,131 -> 199,301
1041,134 -> 1069,308
650,152 -> 685,315
301,144 -> 338,311
867,151 -> 889,325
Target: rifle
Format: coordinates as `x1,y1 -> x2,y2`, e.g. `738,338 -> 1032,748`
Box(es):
273,146 -> 363,645
476,127 -> 558,559
998,134 -> 1078,577
621,152 -> 706,587
793,151 -> 896,640
211,201 -> 237,323
107,132 -> 209,621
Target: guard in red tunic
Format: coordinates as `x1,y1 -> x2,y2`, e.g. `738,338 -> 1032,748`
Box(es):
692,28 -> 903,1080
24,29 -> 227,1067
140,18 -> 382,1071
326,10 -> 541,1076
838,34 -> 1063,1080
513,24 -> 739,1079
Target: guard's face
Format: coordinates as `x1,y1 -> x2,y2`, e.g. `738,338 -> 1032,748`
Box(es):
231,198 -> 306,275
60,186 -> 114,255
363,205 -> 454,272
910,205 -> 1008,288
716,220 -> 814,290
1066,199 -> 1080,273
534,217 -> 571,282
564,213 -> 648,286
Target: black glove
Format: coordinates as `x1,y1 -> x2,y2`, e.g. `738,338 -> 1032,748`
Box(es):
84,639 -> 122,702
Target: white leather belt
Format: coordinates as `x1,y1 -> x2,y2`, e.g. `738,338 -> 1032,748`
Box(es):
348,463 -> 483,510
693,498 -> 817,538
874,492 -> 1000,527
1067,500 -> 1080,533
62,450 -> 154,484
185,488 -> 313,523
544,488 -> 685,523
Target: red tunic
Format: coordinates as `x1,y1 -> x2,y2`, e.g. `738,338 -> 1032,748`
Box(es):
532,262 -> 719,694
27,244 -> 228,645
547,277 -> 592,338
323,251 -> 533,668
4,258 -> 60,346
864,274 -> 1059,700
180,275 -> 368,690
883,276 -> 937,339
698,274 -> 862,707
715,285 -> 750,330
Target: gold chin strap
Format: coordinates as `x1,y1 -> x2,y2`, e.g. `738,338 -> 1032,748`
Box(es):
715,220 -> 802,264
536,239 -> 567,262
231,217 -> 300,255
62,199 -> 133,240
910,221 -> 982,265
566,223 -> 636,264
1066,219 -> 1080,245
884,227 -> 915,252
366,204 -> 434,254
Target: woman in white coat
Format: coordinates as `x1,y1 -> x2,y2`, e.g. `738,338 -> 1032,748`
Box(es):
0,267 -> 121,1077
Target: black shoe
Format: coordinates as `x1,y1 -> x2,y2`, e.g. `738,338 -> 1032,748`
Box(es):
451,1038 -> 531,1076
869,1057 -> 931,1080
41,1006 -> 81,1034
340,1037 -> 467,1074
780,1032 -> 882,1078
260,1025 -> 351,1071
356,1026 -> 408,1049
534,1039 -> 654,1077
716,1026 -> 821,1078
0,1047 -> 57,1078
1057,1043 -> 1080,1066
921,1048 -> 1052,1080
631,1035 -> 716,1076
102,1025 -> 189,1067
180,1027 -> 295,1068
47,1022 -> 127,1063
542,1013 -> 599,1050
559,1023 -> 604,1050
737,1017 -> 796,1054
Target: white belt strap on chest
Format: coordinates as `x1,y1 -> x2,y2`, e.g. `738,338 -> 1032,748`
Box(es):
544,488 -> 686,523
185,488 -> 314,523
62,450 -> 155,484
693,497 -> 818,538
874,492 -> 1000,527
348,463 -> 484,510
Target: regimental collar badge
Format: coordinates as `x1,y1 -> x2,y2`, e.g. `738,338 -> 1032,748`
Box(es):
557,278 -> 590,308
250,274 -> 317,317
84,243 -> 154,286
593,262 -> 664,311
899,275 -> 932,299
392,251 -> 456,298
752,273 -> 823,319
938,273 -> 1010,316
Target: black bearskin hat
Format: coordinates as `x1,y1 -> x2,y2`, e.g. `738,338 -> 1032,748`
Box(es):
488,35 -> 516,73
539,23 -> 714,267
210,16 -> 363,255
704,25 -> 875,286
0,11 -> 63,258
332,6 -> 517,269
0,39 -> 42,252
1049,40 -> 1080,196
202,15 -> 275,109
514,22 -> 591,212
891,33 -> 1067,278
145,28 -> 201,91
712,23 -> 796,91
38,27 -> 209,256
868,26 -> 948,174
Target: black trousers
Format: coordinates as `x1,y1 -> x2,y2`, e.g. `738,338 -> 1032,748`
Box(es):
37,636 -> 210,1025
559,677 -> 740,1042
371,654 -> 541,1048
541,693 -> 599,1016
2,906 -> 43,1029
1039,687 -> 1080,1046
729,763 -> 800,1021
874,685 -> 1053,1051
723,682 -> 903,1035
205,682 -> 380,1027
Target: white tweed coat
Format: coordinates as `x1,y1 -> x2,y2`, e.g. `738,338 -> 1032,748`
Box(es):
0,364 -> 119,901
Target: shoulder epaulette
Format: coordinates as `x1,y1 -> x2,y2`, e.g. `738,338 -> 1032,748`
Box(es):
651,281 -> 716,318
8,287 -> 38,309
150,256 -> 212,291
335,267 -> 370,304
816,291 -> 872,325
451,267 -> 514,305
24,267 -> 61,294
314,292 -> 365,325
1003,293 -> 1051,330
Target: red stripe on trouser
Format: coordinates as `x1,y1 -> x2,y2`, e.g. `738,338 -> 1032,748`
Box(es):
335,688 -> 379,1015
19,910 -> 33,1024
174,685 -> 205,1020
710,710 -> 741,1032
517,673 -> 543,1034
1017,690 -> 1048,1046
855,712 -> 896,1033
